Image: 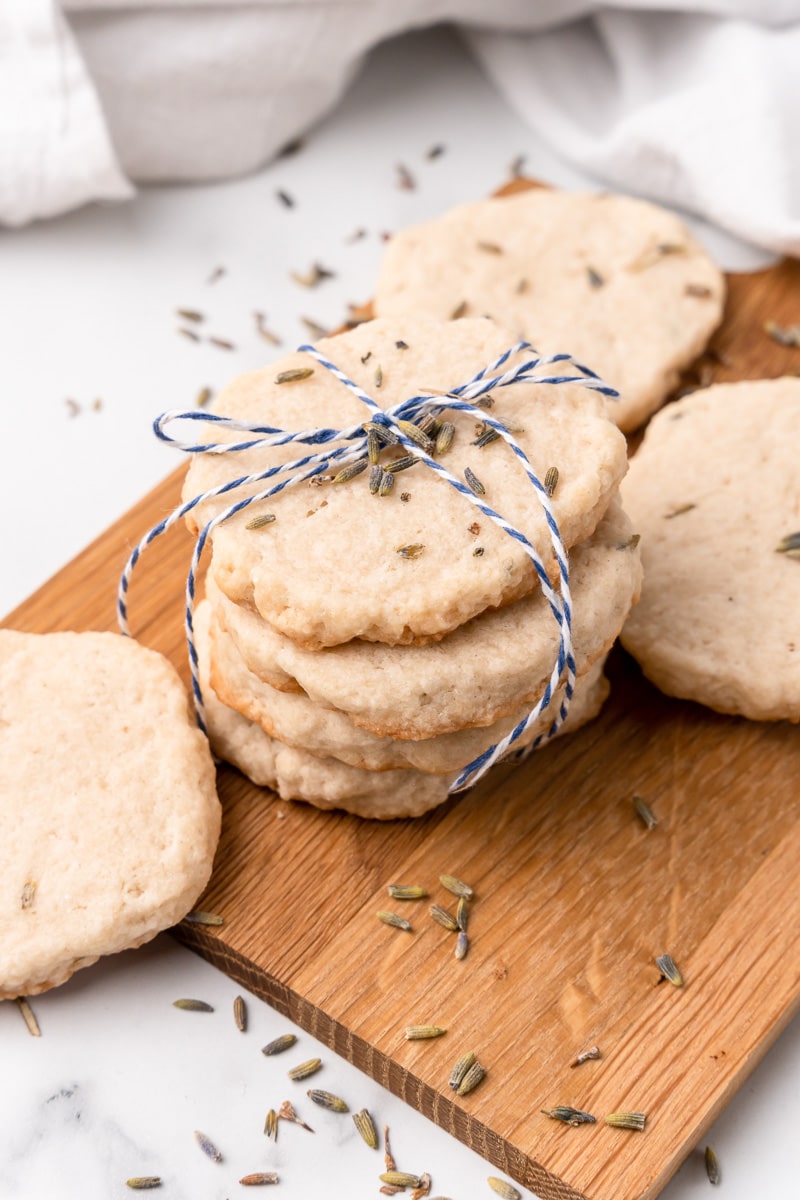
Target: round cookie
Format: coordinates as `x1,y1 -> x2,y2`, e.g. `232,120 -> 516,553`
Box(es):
0,630 -> 220,999
208,600 -> 607,774
183,316 -> 628,648
208,494 -> 642,739
620,378 -> 800,719
198,605 -> 610,819
373,190 -> 725,432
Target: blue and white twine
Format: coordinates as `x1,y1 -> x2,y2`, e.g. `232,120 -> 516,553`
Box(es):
118,340 -> 617,794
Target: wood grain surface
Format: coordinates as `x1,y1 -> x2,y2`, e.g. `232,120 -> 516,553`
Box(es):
4,219 -> 800,1200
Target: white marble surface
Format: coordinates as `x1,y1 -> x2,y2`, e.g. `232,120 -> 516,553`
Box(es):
1,25 -> 797,1200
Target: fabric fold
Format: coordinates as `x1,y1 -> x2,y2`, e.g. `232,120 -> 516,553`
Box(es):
1,1 -> 799,252
466,11 -> 800,255
0,0 -> 132,227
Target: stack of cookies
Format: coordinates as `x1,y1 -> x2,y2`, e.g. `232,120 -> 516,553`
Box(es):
187,316 -> 642,818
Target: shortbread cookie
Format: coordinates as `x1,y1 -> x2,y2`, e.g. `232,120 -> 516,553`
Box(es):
209,495 -> 641,739
184,317 -> 627,648
208,600 -> 606,773
373,190 -> 725,432
198,606 -> 609,818
621,378 -> 800,719
0,630 -> 220,998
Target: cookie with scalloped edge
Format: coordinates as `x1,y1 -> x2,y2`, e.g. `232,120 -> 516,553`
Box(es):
374,189 -> 724,432
621,377 -> 800,718
183,316 -> 627,648
208,494 -> 641,740
0,630 -> 220,999
197,601 -> 609,819
208,600 -> 609,774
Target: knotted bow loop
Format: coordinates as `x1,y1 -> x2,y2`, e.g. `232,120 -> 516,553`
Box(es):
118,340 -> 617,795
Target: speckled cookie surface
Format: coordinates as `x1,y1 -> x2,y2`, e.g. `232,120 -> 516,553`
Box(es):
183,316 -> 627,648
373,190 -> 725,432
621,378 -> 800,719
198,605 -> 609,819
209,495 -> 641,739
208,599 -> 608,774
0,630 -> 220,999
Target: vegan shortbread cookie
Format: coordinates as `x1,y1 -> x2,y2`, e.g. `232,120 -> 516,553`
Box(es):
197,602 -> 609,819
0,630 -> 220,998
621,378 -> 800,719
208,496 -> 641,740
183,317 -> 627,648
208,602 -> 609,774
373,190 -> 725,432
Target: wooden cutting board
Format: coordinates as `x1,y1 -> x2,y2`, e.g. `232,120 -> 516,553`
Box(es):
5,233 -> 800,1200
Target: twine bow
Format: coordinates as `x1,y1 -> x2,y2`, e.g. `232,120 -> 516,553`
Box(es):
118,340 -> 617,793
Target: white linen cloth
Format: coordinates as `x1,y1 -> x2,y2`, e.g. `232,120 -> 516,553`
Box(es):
1,0 -> 799,254
466,11 -> 800,255
0,1 -> 132,226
